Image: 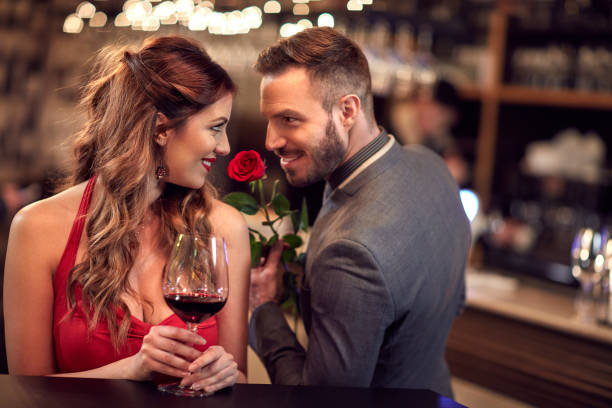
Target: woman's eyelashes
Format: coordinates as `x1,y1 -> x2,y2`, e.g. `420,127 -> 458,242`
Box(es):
211,123 -> 225,133
210,119 -> 228,133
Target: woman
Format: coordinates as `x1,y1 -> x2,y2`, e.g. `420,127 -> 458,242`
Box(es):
3,36 -> 250,394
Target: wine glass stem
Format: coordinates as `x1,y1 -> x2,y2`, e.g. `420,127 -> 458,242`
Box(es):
183,322 -> 200,381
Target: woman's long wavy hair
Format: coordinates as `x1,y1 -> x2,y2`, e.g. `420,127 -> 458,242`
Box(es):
64,36 -> 235,350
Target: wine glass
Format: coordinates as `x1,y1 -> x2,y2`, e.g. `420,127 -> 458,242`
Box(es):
157,233 -> 229,397
571,227 -> 602,322
594,227 -> 611,325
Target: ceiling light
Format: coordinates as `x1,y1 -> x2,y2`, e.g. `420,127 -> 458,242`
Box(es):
347,0 -> 363,11
264,1 -> 281,14
63,14 -> 84,33
317,13 -> 334,27
280,23 -> 299,37
297,19 -> 313,29
114,12 -> 131,27
293,4 -> 309,15
76,1 -> 96,19
142,15 -> 160,31
89,12 -> 107,27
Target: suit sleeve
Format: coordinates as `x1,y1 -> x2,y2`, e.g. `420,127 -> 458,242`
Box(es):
249,238 -> 394,386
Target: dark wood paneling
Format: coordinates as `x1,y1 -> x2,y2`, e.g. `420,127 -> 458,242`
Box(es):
447,307 -> 612,408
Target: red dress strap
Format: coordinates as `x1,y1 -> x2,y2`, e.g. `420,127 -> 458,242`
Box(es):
54,175 -> 97,304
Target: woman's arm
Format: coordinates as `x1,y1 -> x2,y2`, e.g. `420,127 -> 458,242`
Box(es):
4,203 -> 59,375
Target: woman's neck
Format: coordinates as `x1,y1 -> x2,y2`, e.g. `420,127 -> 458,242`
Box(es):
147,176 -> 165,207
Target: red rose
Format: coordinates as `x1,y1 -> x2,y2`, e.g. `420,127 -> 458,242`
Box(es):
227,150 -> 266,182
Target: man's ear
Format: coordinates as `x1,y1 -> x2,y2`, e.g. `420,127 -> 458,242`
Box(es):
337,94 -> 360,131
155,112 -> 169,146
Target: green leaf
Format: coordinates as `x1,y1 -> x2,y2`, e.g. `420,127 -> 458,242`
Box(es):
291,212 -> 300,234
267,234 -> 278,247
300,197 -> 309,232
250,241 -> 263,268
282,247 -> 297,264
223,192 -> 259,215
271,194 -> 290,217
282,233 -> 302,249
271,179 -> 280,201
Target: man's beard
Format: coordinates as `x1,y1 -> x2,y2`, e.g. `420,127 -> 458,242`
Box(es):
284,118 -> 347,187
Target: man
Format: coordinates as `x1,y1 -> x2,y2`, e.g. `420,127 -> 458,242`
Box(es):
248,27 -> 471,398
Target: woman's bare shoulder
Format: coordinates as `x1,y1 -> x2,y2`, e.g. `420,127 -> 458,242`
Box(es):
207,198 -> 248,240
9,182 -> 89,253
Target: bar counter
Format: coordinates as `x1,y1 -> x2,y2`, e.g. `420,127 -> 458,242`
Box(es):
464,267 -> 612,343
446,267 -> 612,408
0,375 -> 464,408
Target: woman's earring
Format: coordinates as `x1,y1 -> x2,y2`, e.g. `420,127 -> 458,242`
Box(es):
156,164 -> 168,180
155,131 -> 168,179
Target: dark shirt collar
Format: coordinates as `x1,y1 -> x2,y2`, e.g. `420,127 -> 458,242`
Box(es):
327,127 -> 389,190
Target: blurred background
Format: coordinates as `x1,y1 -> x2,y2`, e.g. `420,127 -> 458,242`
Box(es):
1,0 -> 611,407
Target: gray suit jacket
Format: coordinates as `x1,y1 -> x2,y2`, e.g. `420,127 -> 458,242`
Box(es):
249,140 -> 471,397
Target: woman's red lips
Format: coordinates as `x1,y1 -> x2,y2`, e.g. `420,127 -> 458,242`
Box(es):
201,157 -> 216,171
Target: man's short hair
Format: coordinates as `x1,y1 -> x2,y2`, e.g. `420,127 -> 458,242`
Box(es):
255,27 -> 374,121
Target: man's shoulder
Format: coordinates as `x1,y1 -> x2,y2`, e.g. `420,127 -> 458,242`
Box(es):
341,145 -> 445,206
367,141 -> 459,200
396,142 -> 450,174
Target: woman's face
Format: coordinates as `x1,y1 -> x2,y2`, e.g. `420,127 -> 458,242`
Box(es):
161,93 -> 233,189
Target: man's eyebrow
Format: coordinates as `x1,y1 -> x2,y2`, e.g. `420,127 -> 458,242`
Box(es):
270,109 -> 304,118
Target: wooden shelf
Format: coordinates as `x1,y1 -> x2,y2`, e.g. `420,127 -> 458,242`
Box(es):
499,86 -> 612,110
458,83 -> 612,110
458,83 -> 484,101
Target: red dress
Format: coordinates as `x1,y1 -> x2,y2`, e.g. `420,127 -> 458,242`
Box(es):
52,176 -> 217,373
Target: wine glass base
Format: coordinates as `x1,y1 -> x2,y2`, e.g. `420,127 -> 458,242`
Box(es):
157,382 -> 213,397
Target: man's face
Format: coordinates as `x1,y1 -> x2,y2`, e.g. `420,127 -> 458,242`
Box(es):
260,67 -> 347,187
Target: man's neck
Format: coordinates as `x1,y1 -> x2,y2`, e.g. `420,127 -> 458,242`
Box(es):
341,118 -> 380,165
325,126 -> 390,191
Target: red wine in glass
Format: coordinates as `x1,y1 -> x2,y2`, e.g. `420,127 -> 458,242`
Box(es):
164,292 -> 227,325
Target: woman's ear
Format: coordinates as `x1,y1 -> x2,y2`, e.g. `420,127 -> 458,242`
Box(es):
155,112 -> 169,146
337,94 -> 360,131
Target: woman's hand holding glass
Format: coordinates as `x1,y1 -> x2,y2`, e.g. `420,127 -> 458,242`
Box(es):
131,325 -> 207,381
126,313 -> 239,395
178,344 -> 239,394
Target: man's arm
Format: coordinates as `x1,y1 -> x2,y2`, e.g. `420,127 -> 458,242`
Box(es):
249,239 -> 394,386
248,302 -> 306,384
248,240 -> 307,384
